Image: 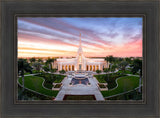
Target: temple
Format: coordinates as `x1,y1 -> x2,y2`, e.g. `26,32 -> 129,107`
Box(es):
52,33 -> 109,71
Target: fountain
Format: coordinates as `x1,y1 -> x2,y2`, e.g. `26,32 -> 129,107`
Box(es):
70,71 -> 90,85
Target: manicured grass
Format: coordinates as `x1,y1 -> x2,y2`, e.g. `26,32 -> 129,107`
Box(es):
37,73 -> 66,89
94,73 -> 125,89
101,76 -> 139,97
63,95 -> 96,100
105,87 -> 142,100
18,85 -> 52,100
18,76 -> 58,97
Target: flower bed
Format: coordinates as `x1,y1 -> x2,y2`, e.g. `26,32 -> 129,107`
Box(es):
98,83 -> 108,91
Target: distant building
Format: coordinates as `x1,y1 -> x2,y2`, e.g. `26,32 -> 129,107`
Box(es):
52,34 -> 109,71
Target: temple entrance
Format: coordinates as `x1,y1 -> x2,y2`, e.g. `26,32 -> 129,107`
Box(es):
79,64 -> 82,70
93,65 -> 95,71
86,65 -> 88,71
72,65 -> 74,71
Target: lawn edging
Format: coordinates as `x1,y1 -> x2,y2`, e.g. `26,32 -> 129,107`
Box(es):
101,76 -> 140,97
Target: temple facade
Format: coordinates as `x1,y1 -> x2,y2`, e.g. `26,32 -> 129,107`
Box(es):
52,34 -> 109,71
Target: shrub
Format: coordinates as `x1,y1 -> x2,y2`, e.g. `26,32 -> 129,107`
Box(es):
96,70 -> 102,74
37,73 -> 65,89
54,83 -> 62,88
59,70 -> 66,74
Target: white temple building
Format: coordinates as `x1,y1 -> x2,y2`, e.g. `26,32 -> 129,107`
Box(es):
52,34 -> 109,71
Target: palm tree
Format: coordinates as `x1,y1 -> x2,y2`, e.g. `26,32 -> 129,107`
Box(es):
131,59 -> 142,93
38,58 -> 43,63
119,61 -> 128,74
111,64 -> 117,74
18,59 -> 32,91
46,58 -> 55,70
29,57 -> 36,63
105,55 -> 115,64
43,65 -> 50,72
125,57 -> 132,64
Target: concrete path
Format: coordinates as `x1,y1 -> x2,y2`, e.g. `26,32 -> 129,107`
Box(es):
18,73 -> 40,77
55,76 -> 105,101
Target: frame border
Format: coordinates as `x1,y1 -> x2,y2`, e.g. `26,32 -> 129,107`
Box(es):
1,0 -> 159,118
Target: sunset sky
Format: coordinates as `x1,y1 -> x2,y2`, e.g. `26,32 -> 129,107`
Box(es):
18,17 -> 142,58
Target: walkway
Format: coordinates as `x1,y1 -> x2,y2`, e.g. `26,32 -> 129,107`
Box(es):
55,76 -> 104,101
18,73 -> 40,77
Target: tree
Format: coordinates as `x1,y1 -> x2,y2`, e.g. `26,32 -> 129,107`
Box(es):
43,65 -> 50,72
125,57 -> 132,64
131,59 -> 142,93
45,58 -> 55,70
29,57 -> 36,63
18,59 -> 32,91
33,62 -> 41,72
96,70 -> 102,74
51,68 -> 58,73
118,58 -> 123,62
111,64 -> 117,73
103,68 -> 109,73
38,58 -> 43,63
105,55 -> 115,64
119,61 -> 128,73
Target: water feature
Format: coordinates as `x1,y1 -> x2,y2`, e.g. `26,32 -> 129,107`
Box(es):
71,78 -> 89,85
70,71 -> 90,85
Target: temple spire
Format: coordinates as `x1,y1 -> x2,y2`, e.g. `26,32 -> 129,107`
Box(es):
79,33 -> 81,47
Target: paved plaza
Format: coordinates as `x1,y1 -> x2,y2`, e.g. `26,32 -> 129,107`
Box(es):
55,75 -> 105,101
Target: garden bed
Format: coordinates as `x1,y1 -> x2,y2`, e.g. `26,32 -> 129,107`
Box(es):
52,83 -> 62,90
37,73 -> 65,89
98,83 -> 108,91
94,73 -> 125,89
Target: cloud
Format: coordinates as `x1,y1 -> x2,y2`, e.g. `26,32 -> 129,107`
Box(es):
18,17 -> 142,57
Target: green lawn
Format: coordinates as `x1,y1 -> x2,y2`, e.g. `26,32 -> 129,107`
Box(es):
105,87 -> 142,100
18,76 -> 58,97
18,85 -> 52,100
24,72 -> 30,75
101,76 -> 139,97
